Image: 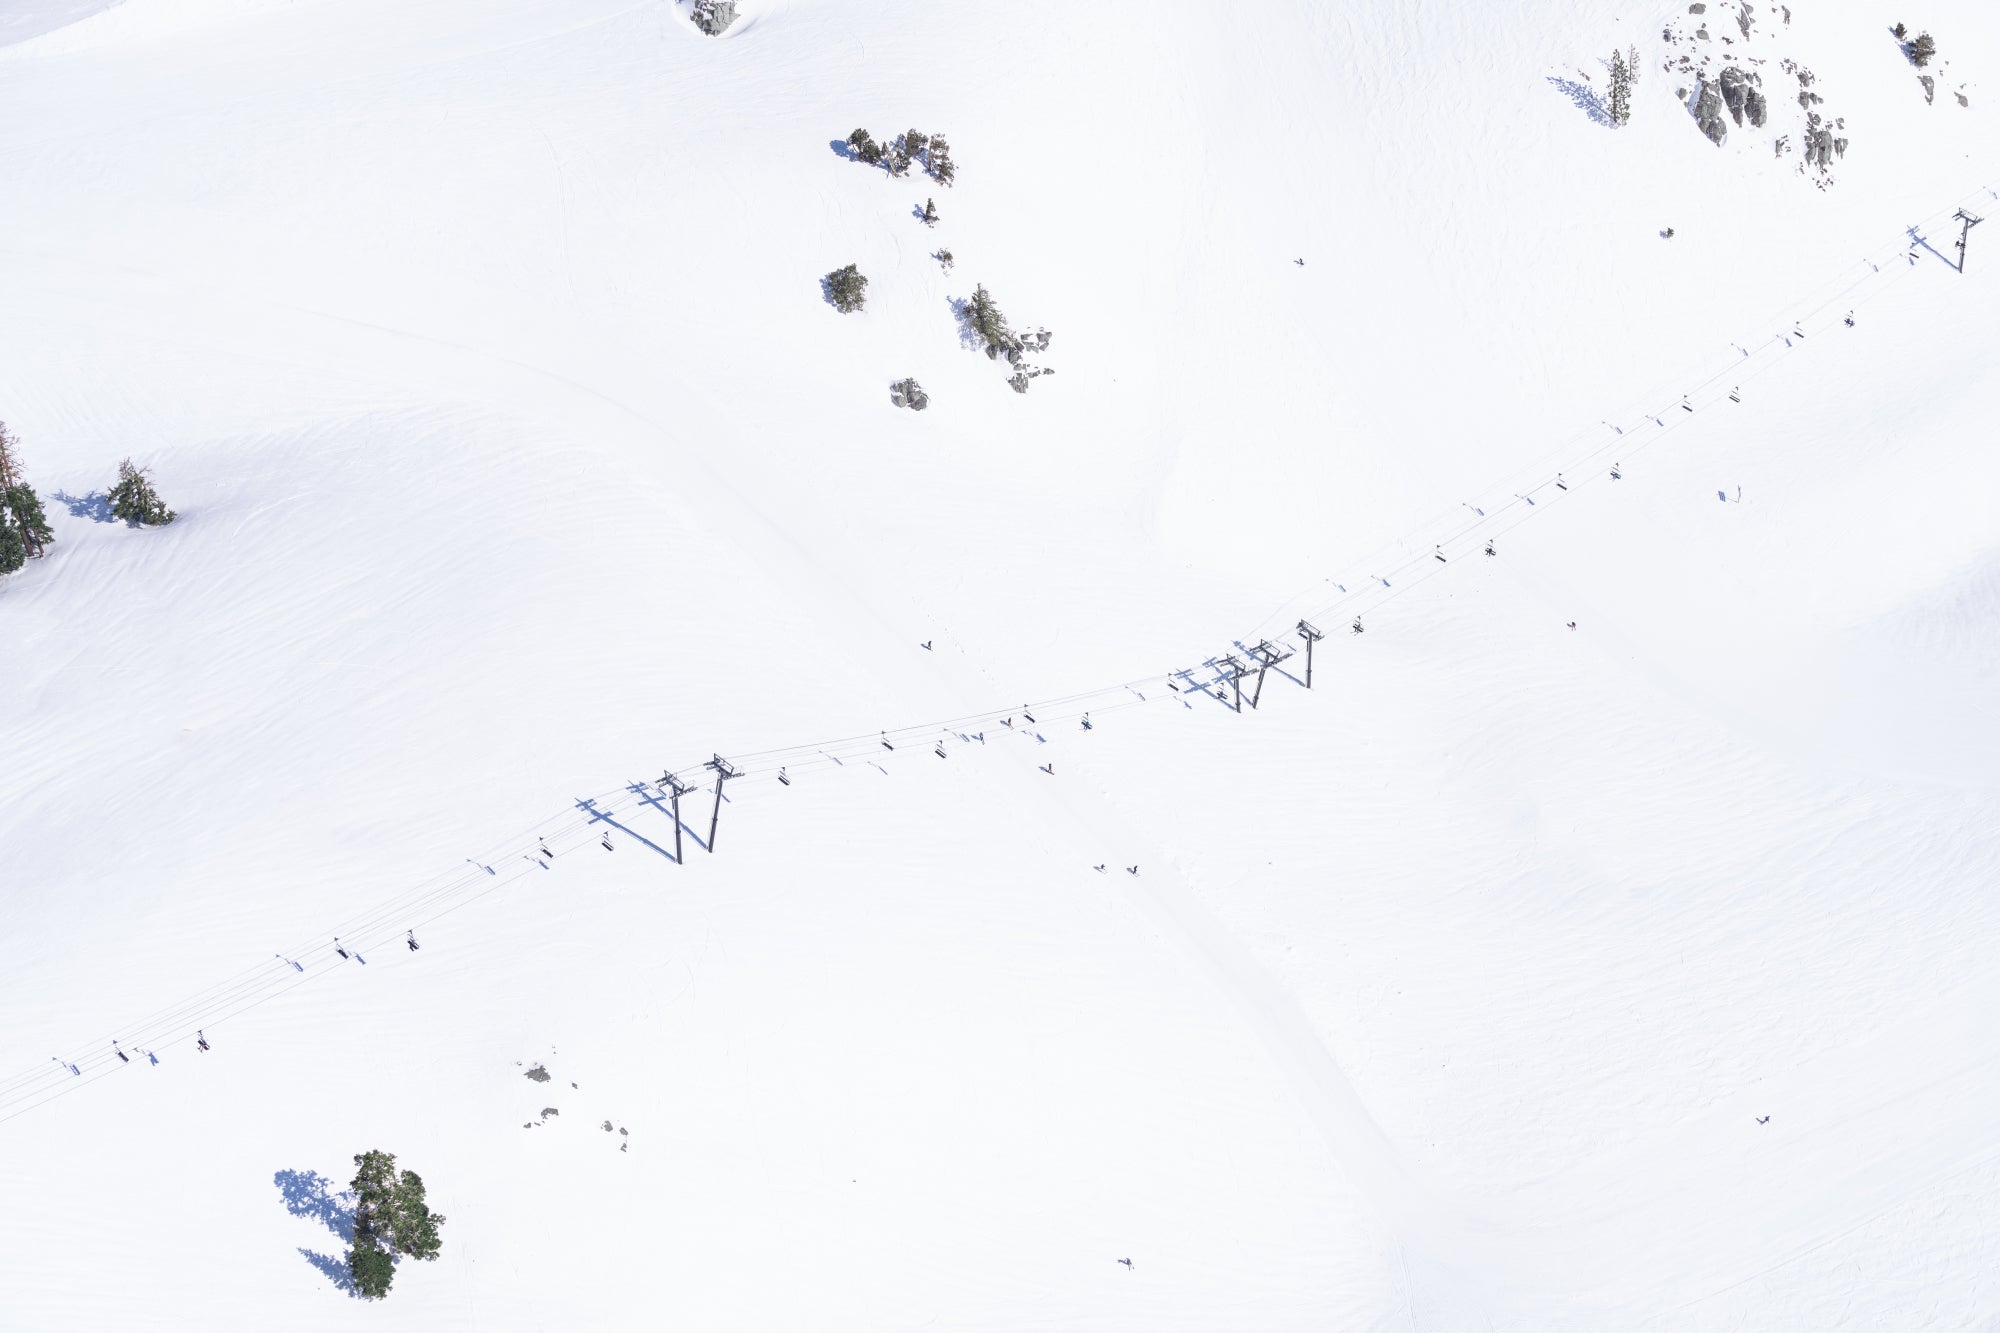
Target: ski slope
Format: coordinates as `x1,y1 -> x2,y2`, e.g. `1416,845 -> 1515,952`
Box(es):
2,0 -> 1998,1326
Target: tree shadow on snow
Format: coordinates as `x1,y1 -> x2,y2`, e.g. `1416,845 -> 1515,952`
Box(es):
827,138 -> 856,161
277,1169 -> 359,1294
1547,75 -> 1612,127
298,1247 -> 356,1295
51,489 -> 117,523
275,1168 -> 356,1242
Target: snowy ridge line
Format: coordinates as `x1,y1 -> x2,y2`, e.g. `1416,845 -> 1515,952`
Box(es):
3,178 -> 1991,1127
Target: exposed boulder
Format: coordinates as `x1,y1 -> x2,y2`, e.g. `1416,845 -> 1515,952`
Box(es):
1745,86 -> 1768,126
1693,79 -> 1729,144
1719,66 -> 1749,125
689,0 -> 737,36
889,378 -> 929,411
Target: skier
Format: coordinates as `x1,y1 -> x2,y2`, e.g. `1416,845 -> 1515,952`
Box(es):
1040,763 -> 1054,775
1126,865 -> 1139,876
1351,616 -> 1364,635
920,640 -> 932,650
1844,310 -> 1855,327
407,930 -> 421,952
1294,258 -> 1305,266
1093,864 -> 1106,872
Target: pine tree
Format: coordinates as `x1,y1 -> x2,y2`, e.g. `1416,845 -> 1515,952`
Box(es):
824,264 -> 868,313
345,1149 -> 446,1298
1608,48 -> 1633,126
926,133 -> 955,186
921,197 -> 938,226
961,285 -> 1013,352
0,422 -> 53,560
387,1169 -> 445,1261
846,127 -> 883,166
1909,32 -> 1936,67
107,458 -> 175,526
0,523 -> 24,575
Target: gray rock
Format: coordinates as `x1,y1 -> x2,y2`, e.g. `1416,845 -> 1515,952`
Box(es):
1719,66 -> 1748,125
1687,2 -> 1705,11
1694,79 -> 1729,144
689,0 -> 737,36
1745,87 -> 1768,126
1920,74 -> 1935,105
889,377 -> 929,410
1008,373 -> 1030,394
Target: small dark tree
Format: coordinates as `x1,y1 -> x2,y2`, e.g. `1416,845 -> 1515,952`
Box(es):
0,523 -> 23,575
935,248 -> 954,270
1892,22 -> 1907,40
921,198 -> 938,226
846,127 -> 883,166
1608,48 -> 1633,126
926,133 -> 955,186
107,458 -> 175,526
0,422 -> 54,560
902,129 -> 929,160
1908,31 -> 1936,67
824,264 -> 868,313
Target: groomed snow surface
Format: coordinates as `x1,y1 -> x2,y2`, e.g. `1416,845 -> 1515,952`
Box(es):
3,0 -> 1999,1326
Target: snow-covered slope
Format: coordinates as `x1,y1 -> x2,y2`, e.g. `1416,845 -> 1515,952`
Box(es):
2,0 -> 1997,1326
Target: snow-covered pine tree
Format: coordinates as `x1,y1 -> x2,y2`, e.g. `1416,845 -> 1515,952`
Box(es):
0,423 -> 54,561
107,458 -> 176,526
1608,48 -> 1633,126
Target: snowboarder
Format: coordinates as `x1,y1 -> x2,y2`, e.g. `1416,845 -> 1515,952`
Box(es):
407,930 -> 420,952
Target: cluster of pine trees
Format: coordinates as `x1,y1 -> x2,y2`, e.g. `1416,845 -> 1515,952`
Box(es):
346,1149 -> 446,1300
0,423 -> 54,574
844,127 -> 956,186
0,424 -> 178,578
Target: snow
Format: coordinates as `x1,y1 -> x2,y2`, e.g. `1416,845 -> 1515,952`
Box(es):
2,0 -> 1998,1325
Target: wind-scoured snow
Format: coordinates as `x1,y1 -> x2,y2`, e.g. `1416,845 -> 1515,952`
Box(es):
2,0 -> 1997,1327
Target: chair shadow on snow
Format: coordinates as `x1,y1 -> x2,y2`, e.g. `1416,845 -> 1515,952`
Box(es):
274,1168 -> 357,1295
51,489 -> 117,523
1547,75 -> 1612,127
